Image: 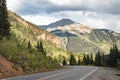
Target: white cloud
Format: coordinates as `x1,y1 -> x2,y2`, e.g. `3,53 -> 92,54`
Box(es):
50,0 -> 71,6
51,11 -> 84,21
21,15 -> 59,25
49,0 -> 82,6
80,12 -> 120,32
6,0 -> 120,33
81,17 -> 105,29
6,0 -> 24,12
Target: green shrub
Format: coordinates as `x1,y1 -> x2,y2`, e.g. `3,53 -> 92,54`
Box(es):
0,36 -> 61,71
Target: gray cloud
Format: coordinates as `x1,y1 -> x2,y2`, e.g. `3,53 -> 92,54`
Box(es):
15,0 -> 120,15
7,0 -> 120,33
19,1 -> 82,15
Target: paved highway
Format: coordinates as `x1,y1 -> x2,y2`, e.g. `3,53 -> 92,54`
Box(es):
3,66 -> 97,80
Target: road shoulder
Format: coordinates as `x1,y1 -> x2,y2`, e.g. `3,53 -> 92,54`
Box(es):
86,67 -> 120,80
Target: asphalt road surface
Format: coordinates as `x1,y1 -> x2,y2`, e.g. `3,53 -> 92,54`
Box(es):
3,66 -> 97,80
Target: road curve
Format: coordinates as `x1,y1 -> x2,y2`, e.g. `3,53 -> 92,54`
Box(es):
3,66 -> 97,80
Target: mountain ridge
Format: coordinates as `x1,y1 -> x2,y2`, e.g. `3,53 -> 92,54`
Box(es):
40,18 -> 76,29
47,18 -> 76,27
40,18 -> 120,54
9,10 -> 62,48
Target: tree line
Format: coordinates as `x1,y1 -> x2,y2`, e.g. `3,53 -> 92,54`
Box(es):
94,44 -> 120,67
103,45 -> 119,67
63,44 -> 120,68
62,53 -> 94,66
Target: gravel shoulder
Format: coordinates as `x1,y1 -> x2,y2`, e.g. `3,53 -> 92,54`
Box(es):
86,67 -> 120,80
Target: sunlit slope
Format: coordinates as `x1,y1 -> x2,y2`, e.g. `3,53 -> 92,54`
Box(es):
8,11 -> 79,61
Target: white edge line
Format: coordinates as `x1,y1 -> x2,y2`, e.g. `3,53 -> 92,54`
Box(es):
80,67 -> 98,80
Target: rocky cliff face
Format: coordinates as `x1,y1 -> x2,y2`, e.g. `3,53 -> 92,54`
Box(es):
39,33 -> 61,47
8,11 -> 61,48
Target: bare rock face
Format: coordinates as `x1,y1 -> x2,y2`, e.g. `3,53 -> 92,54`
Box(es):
38,33 -> 61,47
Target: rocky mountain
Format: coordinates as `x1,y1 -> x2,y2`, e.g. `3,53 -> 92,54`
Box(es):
40,19 -> 120,54
40,19 -> 75,29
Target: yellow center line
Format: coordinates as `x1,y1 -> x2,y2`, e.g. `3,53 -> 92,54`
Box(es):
37,69 -> 73,80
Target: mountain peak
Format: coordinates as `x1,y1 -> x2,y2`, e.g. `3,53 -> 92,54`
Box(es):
48,18 -> 76,28
59,18 -> 75,23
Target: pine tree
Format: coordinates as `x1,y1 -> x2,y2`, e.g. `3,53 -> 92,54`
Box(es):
118,50 -> 120,59
0,0 -> 10,40
78,59 -> 81,65
28,41 -> 32,49
83,54 -> 87,65
95,51 -> 102,66
69,54 -> 77,65
90,54 -> 94,65
86,54 -> 90,65
36,41 -> 45,55
101,53 -> 105,66
108,47 -> 118,67
114,44 -> 119,59
63,59 -> 67,65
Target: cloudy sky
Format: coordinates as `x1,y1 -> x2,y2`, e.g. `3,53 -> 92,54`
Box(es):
7,0 -> 120,33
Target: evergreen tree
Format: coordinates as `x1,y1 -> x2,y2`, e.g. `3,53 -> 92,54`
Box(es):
108,47 -> 118,67
0,0 -> 10,40
36,41 -> 45,55
28,41 -> 32,49
95,53 -> 98,66
78,59 -> 81,65
69,54 -> 77,65
118,50 -> 120,59
86,54 -> 90,65
114,44 -> 119,59
101,53 -> 105,66
90,54 -> 94,65
83,54 -> 87,65
95,51 -> 102,66
83,54 -> 90,65
63,59 -> 67,65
